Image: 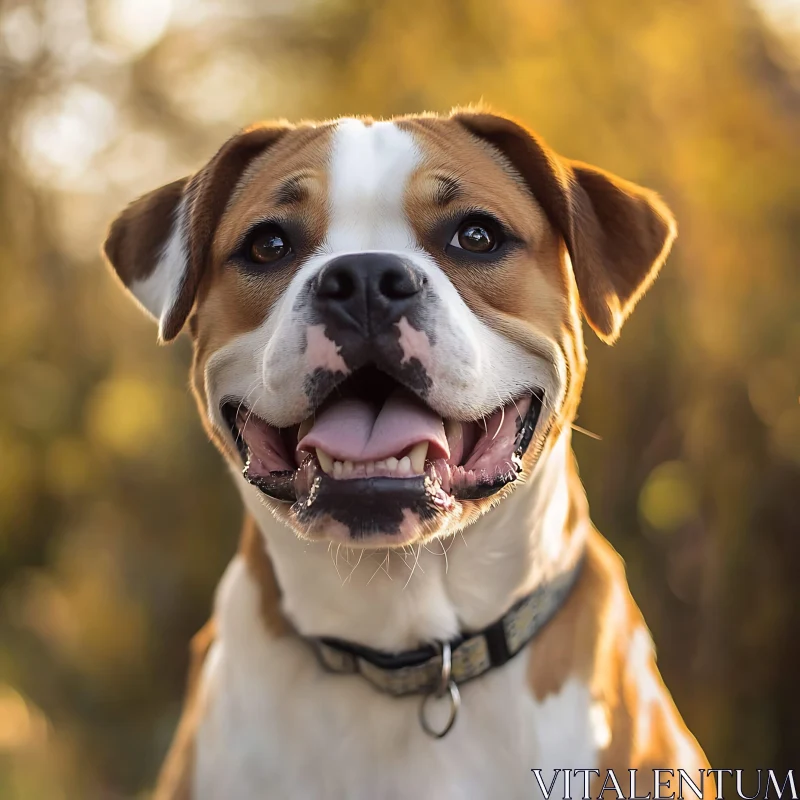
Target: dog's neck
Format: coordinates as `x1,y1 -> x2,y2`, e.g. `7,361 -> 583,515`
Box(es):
233,430 -> 588,653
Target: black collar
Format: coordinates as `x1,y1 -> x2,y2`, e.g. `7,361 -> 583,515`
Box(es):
310,553 -> 584,737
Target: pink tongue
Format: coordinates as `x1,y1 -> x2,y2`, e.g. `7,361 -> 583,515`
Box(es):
298,389 -> 449,463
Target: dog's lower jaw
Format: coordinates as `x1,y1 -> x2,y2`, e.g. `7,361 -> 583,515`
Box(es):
230,428 -> 587,652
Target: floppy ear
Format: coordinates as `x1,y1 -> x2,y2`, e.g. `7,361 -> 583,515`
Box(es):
453,112 -> 676,343
103,124 -> 290,342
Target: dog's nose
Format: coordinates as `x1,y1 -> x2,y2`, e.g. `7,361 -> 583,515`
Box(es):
314,253 -> 425,333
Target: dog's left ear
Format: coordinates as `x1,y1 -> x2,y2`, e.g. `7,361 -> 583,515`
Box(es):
103,123 -> 290,342
454,111 -> 676,343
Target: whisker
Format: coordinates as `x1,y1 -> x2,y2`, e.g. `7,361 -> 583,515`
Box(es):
571,423 -> 602,441
232,379 -> 261,444
328,541 -> 339,576
234,379 -> 260,418
402,556 -> 417,589
398,545 -> 413,566
403,543 -> 424,589
492,404 -> 505,441
381,549 -> 393,580
343,548 -> 364,585
332,544 -> 343,582
440,537 -> 449,573
367,554 -> 388,585
241,391 -> 262,441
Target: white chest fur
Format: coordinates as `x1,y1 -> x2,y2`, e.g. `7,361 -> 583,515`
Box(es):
193,433 -> 601,798
194,556 -> 600,800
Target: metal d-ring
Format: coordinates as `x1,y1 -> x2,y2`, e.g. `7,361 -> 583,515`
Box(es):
419,641 -> 461,739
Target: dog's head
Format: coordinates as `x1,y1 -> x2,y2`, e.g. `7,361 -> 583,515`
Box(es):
104,111 -> 674,548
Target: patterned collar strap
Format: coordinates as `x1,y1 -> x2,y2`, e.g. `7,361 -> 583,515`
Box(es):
311,554 -> 585,738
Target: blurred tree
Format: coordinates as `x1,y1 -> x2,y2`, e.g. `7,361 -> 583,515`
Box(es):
0,0 -> 798,795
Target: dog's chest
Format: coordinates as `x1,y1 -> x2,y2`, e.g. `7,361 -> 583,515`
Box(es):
192,560 -> 601,800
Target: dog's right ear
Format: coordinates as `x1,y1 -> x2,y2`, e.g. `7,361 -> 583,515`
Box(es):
103,124 -> 290,342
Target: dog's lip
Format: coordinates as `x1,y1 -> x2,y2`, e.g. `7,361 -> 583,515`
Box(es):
220,386 -> 545,508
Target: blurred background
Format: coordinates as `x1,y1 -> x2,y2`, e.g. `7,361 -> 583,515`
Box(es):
0,0 -> 798,796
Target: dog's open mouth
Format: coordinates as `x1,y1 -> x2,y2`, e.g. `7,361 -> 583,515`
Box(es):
221,366 -> 543,521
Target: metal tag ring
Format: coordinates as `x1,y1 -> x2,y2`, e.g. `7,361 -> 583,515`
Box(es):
437,640 -> 452,695
419,680 -> 461,739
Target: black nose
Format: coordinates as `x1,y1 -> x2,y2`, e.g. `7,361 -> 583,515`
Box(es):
314,253 -> 425,333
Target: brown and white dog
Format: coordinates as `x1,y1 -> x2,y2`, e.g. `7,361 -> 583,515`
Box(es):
104,110 -> 712,799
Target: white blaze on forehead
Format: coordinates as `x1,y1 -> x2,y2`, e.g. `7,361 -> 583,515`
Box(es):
325,119 -> 420,253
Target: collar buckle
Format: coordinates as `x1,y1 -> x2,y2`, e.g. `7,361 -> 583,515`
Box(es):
311,552 -> 586,740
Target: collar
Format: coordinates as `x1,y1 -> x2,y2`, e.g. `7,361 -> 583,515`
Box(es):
310,552 -> 584,738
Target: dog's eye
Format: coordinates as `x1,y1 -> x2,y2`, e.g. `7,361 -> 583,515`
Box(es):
449,218 -> 502,254
248,226 -> 291,264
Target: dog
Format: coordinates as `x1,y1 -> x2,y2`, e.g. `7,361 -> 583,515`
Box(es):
103,110 -> 712,799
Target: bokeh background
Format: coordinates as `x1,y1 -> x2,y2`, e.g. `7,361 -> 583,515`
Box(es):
0,0 -> 798,796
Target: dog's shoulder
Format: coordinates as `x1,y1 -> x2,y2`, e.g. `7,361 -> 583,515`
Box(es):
152,515 -> 286,799
152,618 -> 216,800
527,530 -> 711,788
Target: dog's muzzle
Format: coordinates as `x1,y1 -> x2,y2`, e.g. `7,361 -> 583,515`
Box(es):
221,252 -> 548,541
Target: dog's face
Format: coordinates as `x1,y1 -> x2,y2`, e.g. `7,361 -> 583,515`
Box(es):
104,111 -> 674,548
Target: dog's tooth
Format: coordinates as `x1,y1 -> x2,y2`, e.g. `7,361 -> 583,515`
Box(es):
343,460 -> 354,477
297,417 -> 314,441
365,461 -> 376,476
397,456 -> 411,475
409,442 -> 428,474
374,460 -> 386,471
386,456 -> 399,472
316,448 -> 334,474
333,461 -> 343,478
